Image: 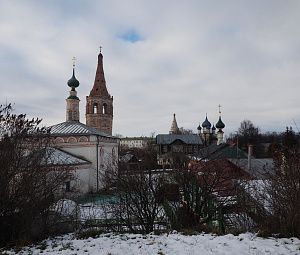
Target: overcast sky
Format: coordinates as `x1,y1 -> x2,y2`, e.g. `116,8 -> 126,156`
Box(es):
1,0 -> 300,137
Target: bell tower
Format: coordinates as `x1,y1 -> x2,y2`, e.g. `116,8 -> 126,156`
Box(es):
66,58 -> 80,122
86,50 -> 113,135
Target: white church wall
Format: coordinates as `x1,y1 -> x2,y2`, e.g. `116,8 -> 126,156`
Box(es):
72,166 -> 90,194
57,136 -> 119,193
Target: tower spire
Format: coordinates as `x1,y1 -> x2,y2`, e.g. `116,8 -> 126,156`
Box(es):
169,113 -> 180,134
86,50 -> 113,135
89,51 -> 110,98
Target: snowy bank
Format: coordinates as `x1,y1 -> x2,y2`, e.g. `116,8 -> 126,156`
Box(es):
2,232 -> 300,255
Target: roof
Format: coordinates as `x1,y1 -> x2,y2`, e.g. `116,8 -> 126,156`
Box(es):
44,148 -> 91,166
228,158 -> 274,178
198,143 -> 248,159
49,121 -> 115,138
156,134 -> 203,145
121,137 -> 151,141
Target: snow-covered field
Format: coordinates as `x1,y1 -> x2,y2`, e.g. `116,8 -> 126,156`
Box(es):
2,232 -> 300,255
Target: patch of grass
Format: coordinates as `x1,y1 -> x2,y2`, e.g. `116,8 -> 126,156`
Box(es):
76,229 -> 103,239
257,229 -> 272,238
180,228 -> 199,236
225,228 -> 244,236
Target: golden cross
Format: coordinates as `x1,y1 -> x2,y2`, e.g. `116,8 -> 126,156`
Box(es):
99,46 -> 102,53
72,57 -> 76,68
218,104 -> 222,115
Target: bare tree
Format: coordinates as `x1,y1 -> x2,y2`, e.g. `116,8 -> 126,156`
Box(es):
0,104 -> 72,246
99,145 -> 167,234
238,128 -> 300,237
172,159 -> 250,233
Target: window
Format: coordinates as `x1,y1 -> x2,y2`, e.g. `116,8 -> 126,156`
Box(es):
99,147 -> 104,159
172,145 -> 183,152
65,181 -> 71,192
102,103 -> 108,114
93,103 -> 98,114
163,145 -> 168,153
112,147 -> 116,162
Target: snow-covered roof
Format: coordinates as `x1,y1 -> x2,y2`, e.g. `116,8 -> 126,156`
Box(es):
49,121 -> 114,138
45,147 -> 90,166
229,158 -> 274,178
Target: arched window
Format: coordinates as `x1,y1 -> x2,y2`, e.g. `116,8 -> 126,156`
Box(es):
93,103 -> 98,114
102,103 -> 108,114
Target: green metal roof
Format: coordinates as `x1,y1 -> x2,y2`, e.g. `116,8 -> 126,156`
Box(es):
198,143 -> 248,160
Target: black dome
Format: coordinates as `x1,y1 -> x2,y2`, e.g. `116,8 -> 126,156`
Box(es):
202,116 -> 211,128
216,116 -> 225,129
67,69 -> 79,88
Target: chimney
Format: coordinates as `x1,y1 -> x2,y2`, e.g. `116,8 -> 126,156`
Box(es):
248,144 -> 253,171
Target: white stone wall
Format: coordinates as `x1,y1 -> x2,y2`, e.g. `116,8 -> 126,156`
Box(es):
56,135 -> 119,193
120,138 -> 148,148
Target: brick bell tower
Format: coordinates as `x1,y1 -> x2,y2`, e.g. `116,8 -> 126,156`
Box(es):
86,50 -> 113,135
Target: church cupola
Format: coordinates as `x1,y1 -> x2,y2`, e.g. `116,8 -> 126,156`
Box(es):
169,113 -> 180,134
86,49 -> 113,135
197,123 -> 202,135
216,105 -> 225,145
216,116 -> 225,129
202,115 -> 211,134
66,58 -> 80,122
211,124 -> 216,134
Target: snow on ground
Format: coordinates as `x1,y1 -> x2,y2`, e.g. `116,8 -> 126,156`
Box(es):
2,232 -> 300,255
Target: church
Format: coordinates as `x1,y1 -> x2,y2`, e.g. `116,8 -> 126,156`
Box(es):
156,112 -> 225,166
49,50 -> 119,194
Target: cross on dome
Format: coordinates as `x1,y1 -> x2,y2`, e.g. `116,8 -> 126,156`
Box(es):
72,57 -> 76,68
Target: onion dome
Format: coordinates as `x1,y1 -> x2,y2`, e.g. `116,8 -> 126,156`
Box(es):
216,116 -> 225,129
202,116 -> 211,129
197,124 -> 202,131
67,68 -> 80,88
212,124 -> 216,131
